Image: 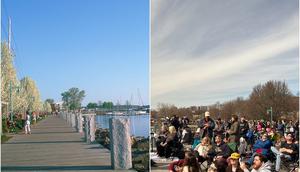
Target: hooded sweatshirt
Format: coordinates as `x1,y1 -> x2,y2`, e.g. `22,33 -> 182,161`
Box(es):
243,161 -> 272,172
251,161 -> 272,172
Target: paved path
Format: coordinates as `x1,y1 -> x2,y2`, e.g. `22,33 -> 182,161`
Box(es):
1,115 -> 134,172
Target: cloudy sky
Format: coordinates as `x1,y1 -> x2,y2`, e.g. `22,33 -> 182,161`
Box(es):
151,0 -> 299,108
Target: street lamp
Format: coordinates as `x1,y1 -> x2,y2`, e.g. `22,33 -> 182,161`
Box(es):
9,81 -> 21,122
29,96 -> 35,104
28,96 -> 35,114
267,107 -> 273,122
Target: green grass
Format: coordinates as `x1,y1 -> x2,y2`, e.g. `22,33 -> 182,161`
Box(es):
1,135 -> 12,143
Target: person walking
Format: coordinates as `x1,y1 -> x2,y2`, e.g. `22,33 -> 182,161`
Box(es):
25,111 -> 31,135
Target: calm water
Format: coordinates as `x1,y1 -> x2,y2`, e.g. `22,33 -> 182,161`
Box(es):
96,114 -> 149,137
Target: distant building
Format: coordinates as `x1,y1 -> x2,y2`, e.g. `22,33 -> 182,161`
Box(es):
198,106 -> 209,111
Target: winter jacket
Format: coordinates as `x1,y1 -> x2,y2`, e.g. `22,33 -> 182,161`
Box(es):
228,121 -> 239,142
243,161 -> 272,172
240,120 -> 249,136
198,118 -> 215,139
209,141 -> 232,159
168,159 -> 184,172
253,139 -> 272,157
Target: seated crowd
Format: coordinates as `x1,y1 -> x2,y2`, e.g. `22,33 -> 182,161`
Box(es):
152,112 -> 299,172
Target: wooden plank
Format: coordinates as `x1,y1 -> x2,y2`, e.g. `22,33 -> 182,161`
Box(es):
1,116 -> 135,172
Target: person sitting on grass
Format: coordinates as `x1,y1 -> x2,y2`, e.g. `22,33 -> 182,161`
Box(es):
182,151 -> 200,172
247,133 -> 272,165
194,136 -> 212,163
191,128 -> 201,150
209,135 -> 232,162
168,151 -> 199,172
157,126 -> 179,158
246,126 -> 255,146
155,125 -> 169,156
211,157 -> 228,172
238,137 -> 248,157
271,132 -> 298,172
226,153 -> 244,172
241,154 -> 272,172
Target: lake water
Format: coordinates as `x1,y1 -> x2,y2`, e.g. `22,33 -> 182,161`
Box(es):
96,114 -> 149,137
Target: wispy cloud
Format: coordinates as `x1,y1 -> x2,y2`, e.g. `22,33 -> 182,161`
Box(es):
151,0 -> 299,107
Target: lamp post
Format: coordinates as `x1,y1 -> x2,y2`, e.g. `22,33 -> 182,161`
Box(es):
9,81 -> 21,122
29,96 -> 35,114
267,107 -> 273,122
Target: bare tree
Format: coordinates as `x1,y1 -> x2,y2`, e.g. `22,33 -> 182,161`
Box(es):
248,80 -> 293,120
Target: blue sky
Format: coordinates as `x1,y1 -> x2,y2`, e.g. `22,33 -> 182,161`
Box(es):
2,0 -> 149,106
152,0 -> 299,107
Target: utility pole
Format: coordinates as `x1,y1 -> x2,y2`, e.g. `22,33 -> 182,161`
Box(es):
8,17 -> 11,51
9,81 -> 13,122
9,81 -> 21,123
0,0 -> 2,136
8,17 -> 12,123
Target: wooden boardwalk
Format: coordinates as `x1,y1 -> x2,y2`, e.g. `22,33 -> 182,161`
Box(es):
1,115 -> 134,172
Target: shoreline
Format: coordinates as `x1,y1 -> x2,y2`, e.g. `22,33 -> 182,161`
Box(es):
95,128 -> 149,172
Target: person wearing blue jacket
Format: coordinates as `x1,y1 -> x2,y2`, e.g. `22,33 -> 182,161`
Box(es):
247,133 -> 272,165
246,126 -> 255,145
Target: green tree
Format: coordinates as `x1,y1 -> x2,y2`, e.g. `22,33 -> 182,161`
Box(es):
102,101 -> 114,109
61,87 -> 85,111
45,99 -> 54,104
87,102 -> 98,109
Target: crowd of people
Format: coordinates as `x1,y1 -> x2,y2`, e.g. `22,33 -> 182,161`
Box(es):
152,111 -> 299,172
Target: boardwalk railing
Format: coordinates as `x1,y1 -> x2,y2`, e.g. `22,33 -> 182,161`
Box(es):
59,112 -> 96,144
58,111 -> 133,170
